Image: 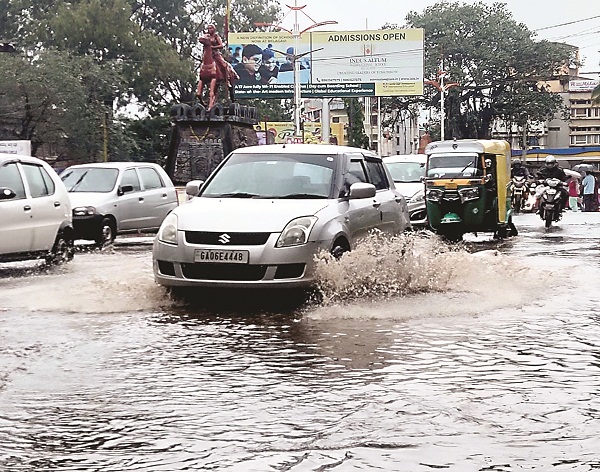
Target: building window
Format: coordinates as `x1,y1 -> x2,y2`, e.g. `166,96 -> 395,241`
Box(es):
572,108 -> 589,118
332,116 -> 340,123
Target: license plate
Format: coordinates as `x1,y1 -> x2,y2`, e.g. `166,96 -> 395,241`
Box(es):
194,249 -> 249,264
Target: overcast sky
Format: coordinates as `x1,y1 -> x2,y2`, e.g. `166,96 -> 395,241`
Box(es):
276,0 -> 600,75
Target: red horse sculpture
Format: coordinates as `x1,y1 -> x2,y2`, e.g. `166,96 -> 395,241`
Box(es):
196,33 -> 237,109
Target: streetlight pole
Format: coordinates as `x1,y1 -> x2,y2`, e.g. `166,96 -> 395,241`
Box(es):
424,65 -> 458,141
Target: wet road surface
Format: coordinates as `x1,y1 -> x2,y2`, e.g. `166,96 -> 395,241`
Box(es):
1,212 -> 599,471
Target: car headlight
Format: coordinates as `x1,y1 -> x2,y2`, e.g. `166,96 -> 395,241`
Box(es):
276,216 -> 317,248
458,186 -> 480,203
426,188 -> 443,202
158,212 -> 178,245
72,206 -> 97,216
409,189 -> 425,203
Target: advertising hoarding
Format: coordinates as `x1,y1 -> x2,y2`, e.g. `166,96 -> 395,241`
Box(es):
569,80 -> 600,92
228,29 -> 423,99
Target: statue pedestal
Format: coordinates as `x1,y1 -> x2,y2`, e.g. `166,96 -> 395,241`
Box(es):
165,103 -> 259,185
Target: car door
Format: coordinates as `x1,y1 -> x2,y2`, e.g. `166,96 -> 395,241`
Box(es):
137,166 -> 177,229
116,167 -> 145,231
21,162 -> 64,251
0,161 -> 33,254
341,157 -> 381,241
363,157 -> 407,233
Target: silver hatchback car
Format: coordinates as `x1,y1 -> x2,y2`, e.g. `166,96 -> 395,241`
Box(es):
383,154 -> 428,226
153,144 -> 411,289
60,162 -> 178,246
0,153 -> 74,264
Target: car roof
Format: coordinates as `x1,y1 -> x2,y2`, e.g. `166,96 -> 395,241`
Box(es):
64,162 -> 162,169
232,143 -> 380,158
383,154 -> 427,164
0,152 -> 47,165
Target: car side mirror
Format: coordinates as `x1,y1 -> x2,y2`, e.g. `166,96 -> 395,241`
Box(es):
185,179 -> 205,198
117,184 -> 134,196
349,182 -> 376,199
0,187 -> 17,200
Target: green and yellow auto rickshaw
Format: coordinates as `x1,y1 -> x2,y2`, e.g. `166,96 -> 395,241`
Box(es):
424,139 -> 517,241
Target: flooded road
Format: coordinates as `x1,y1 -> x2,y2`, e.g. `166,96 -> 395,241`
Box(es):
1,213 -> 600,471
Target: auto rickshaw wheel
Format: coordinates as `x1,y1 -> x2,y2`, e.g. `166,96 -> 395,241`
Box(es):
440,231 -> 463,243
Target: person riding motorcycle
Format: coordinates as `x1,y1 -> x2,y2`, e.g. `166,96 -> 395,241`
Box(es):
511,158 -> 529,178
536,155 -> 568,210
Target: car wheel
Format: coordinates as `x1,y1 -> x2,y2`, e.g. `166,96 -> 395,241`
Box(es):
96,218 -> 116,247
46,232 -> 74,265
331,239 -> 350,259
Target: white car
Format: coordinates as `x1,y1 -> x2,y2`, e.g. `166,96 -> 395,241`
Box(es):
153,144 -> 411,289
383,154 -> 427,226
60,162 -> 178,246
0,153 -> 74,264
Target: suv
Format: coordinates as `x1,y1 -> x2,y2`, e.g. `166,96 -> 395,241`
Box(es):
60,162 -> 178,246
153,144 -> 411,289
0,153 -> 74,264
383,154 -> 427,226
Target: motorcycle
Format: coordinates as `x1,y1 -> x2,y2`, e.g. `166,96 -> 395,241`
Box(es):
538,178 -> 565,229
511,175 -> 528,213
523,180 -> 539,213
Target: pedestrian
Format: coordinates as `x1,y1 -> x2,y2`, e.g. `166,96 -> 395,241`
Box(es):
581,170 -> 596,212
567,175 -> 580,211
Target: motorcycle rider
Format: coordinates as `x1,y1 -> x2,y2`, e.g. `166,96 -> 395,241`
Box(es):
511,158 -> 529,178
536,155 -> 568,211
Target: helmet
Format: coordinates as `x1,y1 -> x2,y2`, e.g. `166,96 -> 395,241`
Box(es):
545,155 -> 557,167
512,158 -> 521,166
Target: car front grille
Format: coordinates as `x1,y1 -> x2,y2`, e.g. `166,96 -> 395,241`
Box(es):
181,263 -> 268,281
185,231 -> 271,245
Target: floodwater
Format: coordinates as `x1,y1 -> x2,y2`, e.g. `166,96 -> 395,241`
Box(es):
1,213 -> 599,471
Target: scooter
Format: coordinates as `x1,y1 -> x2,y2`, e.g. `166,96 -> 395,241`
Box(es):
511,175 -> 528,213
538,178 -> 565,229
523,181 -> 539,213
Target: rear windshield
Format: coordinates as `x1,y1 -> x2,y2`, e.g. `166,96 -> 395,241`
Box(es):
386,161 -> 426,183
201,153 -> 336,199
61,167 -> 119,192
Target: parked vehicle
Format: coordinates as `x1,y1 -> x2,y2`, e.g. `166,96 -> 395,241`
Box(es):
153,144 -> 412,289
383,154 -> 427,226
0,153 -> 74,264
60,162 -> 178,246
424,139 -> 517,241
538,177 -> 565,229
511,175 -> 528,213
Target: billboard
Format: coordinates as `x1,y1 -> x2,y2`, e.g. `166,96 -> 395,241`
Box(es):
228,29 -> 423,99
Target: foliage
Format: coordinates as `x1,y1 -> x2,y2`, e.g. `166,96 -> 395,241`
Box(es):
344,98 -> 369,149
0,50 -> 122,160
592,84 -> 600,106
404,1 -> 575,139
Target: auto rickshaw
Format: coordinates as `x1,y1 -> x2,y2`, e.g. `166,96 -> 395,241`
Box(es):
424,139 -> 517,241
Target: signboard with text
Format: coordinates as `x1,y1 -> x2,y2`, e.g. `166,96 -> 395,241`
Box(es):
228,29 -> 423,98
0,140 -> 31,156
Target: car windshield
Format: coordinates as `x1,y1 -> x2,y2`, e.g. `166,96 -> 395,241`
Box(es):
427,153 -> 481,178
201,153 -> 335,199
386,161 -> 426,183
61,168 -> 119,192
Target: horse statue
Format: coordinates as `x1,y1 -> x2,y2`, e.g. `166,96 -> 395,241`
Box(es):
196,35 -> 237,109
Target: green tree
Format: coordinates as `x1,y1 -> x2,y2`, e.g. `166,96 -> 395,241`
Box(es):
344,98 -> 369,149
0,50 -> 122,160
405,1 -> 574,139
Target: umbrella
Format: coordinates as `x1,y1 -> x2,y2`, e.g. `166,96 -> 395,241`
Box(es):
564,168 -> 583,179
572,163 -> 594,174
